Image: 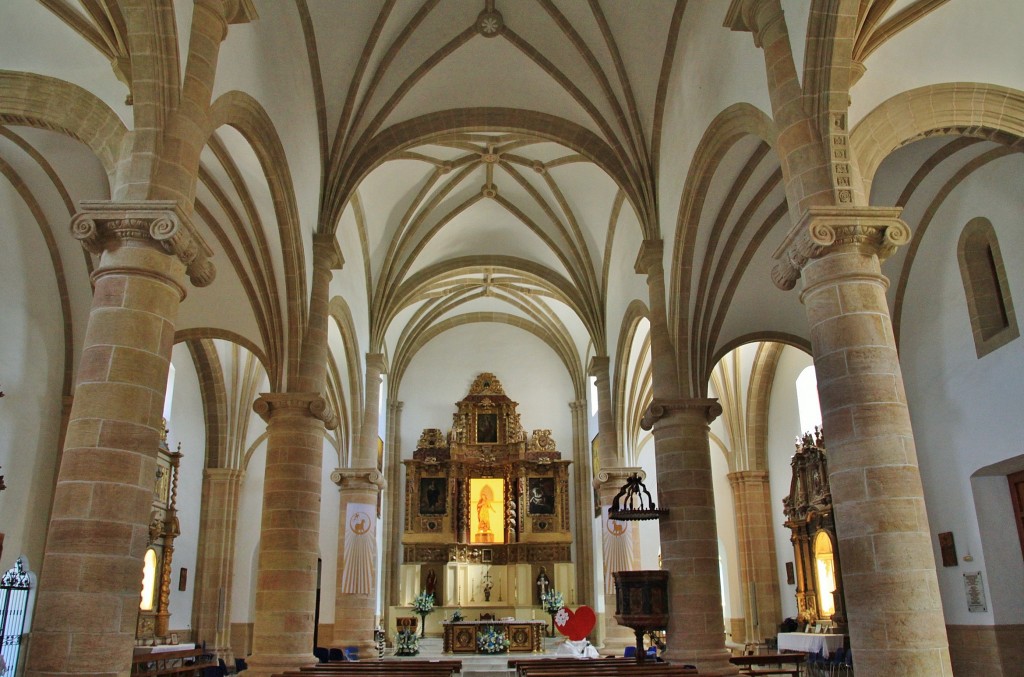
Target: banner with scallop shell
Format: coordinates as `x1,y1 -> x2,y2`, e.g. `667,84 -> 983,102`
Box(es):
602,506 -> 635,595
341,502 -> 377,595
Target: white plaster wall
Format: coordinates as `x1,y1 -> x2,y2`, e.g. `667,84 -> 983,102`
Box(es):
395,324 -> 576,459
971,474 -> 1024,625
636,439 -> 661,571
0,177 -> 65,573
318,451 -> 340,625
710,437 -> 742,624
657,0 -> 773,260
232,440 -> 266,624
767,346 -> 815,622
898,154 -> 1024,626
166,343 -> 206,635
849,1 -> 1024,127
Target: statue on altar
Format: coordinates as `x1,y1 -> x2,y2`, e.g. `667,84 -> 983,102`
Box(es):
536,567 -> 551,603
476,484 -> 496,541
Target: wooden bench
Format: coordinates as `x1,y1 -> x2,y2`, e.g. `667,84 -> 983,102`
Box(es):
729,651 -> 806,677
278,659 -> 461,676
131,647 -> 217,677
510,657 -> 698,677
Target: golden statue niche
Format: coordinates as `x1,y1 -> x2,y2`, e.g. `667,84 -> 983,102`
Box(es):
395,373 -> 574,633
783,428 -> 848,633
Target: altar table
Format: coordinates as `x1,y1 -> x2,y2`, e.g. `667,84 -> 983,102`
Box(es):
776,632 -> 845,658
443,620 -> 547,653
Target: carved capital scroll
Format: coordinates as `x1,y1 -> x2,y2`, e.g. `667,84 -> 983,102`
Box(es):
252,392 -> 339,430
640,398 -> 723,431
771,206 -> 910,290
71,200 -> 216,287
330,466 -> 387,491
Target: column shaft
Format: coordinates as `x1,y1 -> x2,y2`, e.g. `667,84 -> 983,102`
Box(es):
27,204 -> 207,677
245,394 -> 333,676
332,472 -> 384,656
569,400 -> 594,607
192,468 -> 244,663
801,242 -> 951,676
646,402 -> 737,676
381,400 -> 404,611
727,471 -> 782,644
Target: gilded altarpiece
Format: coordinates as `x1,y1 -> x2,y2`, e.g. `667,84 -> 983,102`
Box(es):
783,429 -> 848,633
398,374 -> 573,631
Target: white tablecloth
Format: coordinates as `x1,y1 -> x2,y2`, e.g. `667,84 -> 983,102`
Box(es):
776,632 -> 844,658
136,643 -> 197,654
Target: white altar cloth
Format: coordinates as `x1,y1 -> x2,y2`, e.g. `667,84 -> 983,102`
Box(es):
776,632 -> 844,658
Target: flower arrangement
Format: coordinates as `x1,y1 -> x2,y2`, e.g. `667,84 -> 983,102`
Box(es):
411,591 -> 435,614
541,590 -> 565,637
395,629 -> 419,656
476,625 -> 510,654
411,591 -> 435,637
450,608 -> 464,622
541,590 -> 564,615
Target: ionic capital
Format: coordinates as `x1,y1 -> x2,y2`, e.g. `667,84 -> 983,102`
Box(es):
331,466 -> 386,491
771,206 -> 910,290
71,200 -> 216,287
252,392 -> 339,430
640,397 -> 722,431
594,466 -> 646,490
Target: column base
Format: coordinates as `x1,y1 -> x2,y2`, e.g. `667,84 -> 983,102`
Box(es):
240,652 -> 317,676
598,616 -> 638,657
662,647 -> 739,676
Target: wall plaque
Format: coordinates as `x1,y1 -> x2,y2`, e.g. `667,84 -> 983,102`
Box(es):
963,571 -> 987,612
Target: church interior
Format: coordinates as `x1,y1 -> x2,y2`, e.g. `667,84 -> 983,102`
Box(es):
1,1 -> 1022,676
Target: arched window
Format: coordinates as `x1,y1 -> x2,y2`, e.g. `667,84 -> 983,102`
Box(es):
957,217 -> 1018,357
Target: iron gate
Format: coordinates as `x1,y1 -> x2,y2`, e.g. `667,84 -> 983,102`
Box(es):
0,558 -> 31,677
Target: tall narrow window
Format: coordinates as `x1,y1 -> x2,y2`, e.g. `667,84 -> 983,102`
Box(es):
957,218 -> 1018,357
1010,470 -> 1024,562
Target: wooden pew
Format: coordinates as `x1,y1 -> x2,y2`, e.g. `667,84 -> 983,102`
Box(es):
275,658 -> 461,677
297,660 -> 462,671
131,647 -> 217,676
510,656 -> 698,677
729,651 -> 806,677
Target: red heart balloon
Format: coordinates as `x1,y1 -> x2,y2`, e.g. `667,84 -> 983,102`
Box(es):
554,605 -> 596,641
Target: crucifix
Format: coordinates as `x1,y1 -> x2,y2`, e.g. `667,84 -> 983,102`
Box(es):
482,567 -> 493,601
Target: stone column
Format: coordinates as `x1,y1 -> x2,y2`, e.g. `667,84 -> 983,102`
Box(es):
641,401 -> 736,675
244,394 -> 337,676
635,239 -> 737,675
332,353 -> 387,654
773,206 -> 952,676
727,470 -> 781,644
331,468 -> 386,656
26,201 -> 213,677
594,467 -> 643,655
568,399 -> 594,607
588,356 -> 636,652
192,467 -> 245,664
381,400 -> 404,611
